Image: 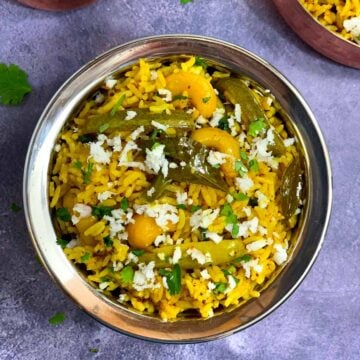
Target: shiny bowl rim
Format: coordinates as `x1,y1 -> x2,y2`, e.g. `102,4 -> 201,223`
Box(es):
23,34 -> 333,343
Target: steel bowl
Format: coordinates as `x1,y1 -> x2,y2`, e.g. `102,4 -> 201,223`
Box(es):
273,0 -> 360,69
23,35 -> 332,343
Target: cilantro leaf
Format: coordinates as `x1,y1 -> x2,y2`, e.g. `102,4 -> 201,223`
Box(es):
120,197 -> 129,211
173,95 -> 188,100
10,202 -> 22,213
248,118 -> 267,137
92,205 -> 113,219
119,266 -> 134,284
56,207 -> 71,222
220,203 -> 237,225
233,192 -> 249,201
110,94 -> 126,116
213,282 -> 227,294
217,116 -> 230,131
202,96 -> 211,104
89,348 -> 99,353
235,160 -> 248,177
98,123 -> 109,133
231,223 -> 239,238
177,204 -> 187,210
103,235 -> 113,248
56,238 -> 69,249
249,159 -> 259,173
234,254 -> 252,263
81,252 -> 91,263
73,160 -> 82,169
159,264 -> 181,295
240,151 -> 248,161
131,249 -> 145,256
48,312 -> 66,325
194,56 -> 208,69
180,0 -> 193,4
190,205 -> 201,213
82,162 -> 94,184
0,64 -> 32,105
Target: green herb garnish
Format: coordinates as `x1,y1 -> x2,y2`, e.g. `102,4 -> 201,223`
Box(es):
202,96 -> 211,104
10,202 -> 22,213
173,95 -> 188,100
89,348 -> 99,353
81,252 -> 91,263
177,204 -> 187,210
194,56 -> 207,69
217,116 -> 230,131
213,282 -> 227,294
248,118 -> 267,137
56,238 -> 69,249
235,160 -> 248,177
150,128 -> 162,141
131,249 -> 145,256
249,159 -> 259,173
234,254 -> 252,263
56,207 -> 71,222
98,123 -> 109,133
231,223 -> 239,238
92,205 -> 113,219
159,263 -> 181,295
110,94 -> 126,116
119,266 -> 134,284
120,197 -> 129,211
103,235 -> 113,248
220,203 -> 237,225
82,162 -> 94,184
48,312 -> 66,325
190,205 -> 201,213
240,151 -> 248,161
73,160 -> 82,169
233,192 -> 249,201
0,63 -> 32,105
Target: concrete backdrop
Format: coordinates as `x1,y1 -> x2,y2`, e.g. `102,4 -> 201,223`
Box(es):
0,0 -> 359,359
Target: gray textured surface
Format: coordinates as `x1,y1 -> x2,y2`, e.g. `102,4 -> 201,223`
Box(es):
0,0 -> 359,359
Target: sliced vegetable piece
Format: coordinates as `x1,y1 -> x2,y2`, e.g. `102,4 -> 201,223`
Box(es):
191,127 -> 240,178
82,109 -> 194,134
166,71 -> 217,118
216,78 -> 285,156
138,239 -> 246,269
279,157 -> 303,219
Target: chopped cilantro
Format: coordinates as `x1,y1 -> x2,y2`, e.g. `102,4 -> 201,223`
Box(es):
100,276 -> 110,283
173,95 -> 188,100
220,203 -> 237,225
249,159 -> 259,173
248,118 -> 267,137
222,269 -> 232,276
110,94 -> 126,116
56,207 -> 71,222
159,263 -> 181,295
194,56 -> 208,69
78,135 -> 93,143
0,63 -> 32,105
177,204 -> 187,210
213,282 -> 227,294
190,205 -> 201,213
103,235 -> 113,248
180,0 -> 193,5
10,202 -> 22,213
231,223 -> 239,238
233,192 -> 249,201
73,160 -> 82,169
150,128 -> 162,141
240,151 -> 248,161
89,348 -> 99,353
131,249 -> 145,256
56,238 -> 69,249
92,205 -> 113,219
98,123 -> 109,133
202,96 -> 211,104
234,254 -> 252,263
235,160 -> 248,177
217,116 -> 230,131
120,197 -> 129,211
82,162 -> 94,184
48,312 -> 66,325
119,266 -> 134,284
81,252 -> 91,263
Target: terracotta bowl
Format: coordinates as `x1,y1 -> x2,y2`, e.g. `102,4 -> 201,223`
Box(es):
17,0 -> 96,11
273,0 -> 360,69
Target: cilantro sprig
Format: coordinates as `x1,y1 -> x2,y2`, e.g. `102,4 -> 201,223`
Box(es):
159,264 -> 181,295
0,63 -> 32,105
248,118 -> 267,137
48,312 -> 66,325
